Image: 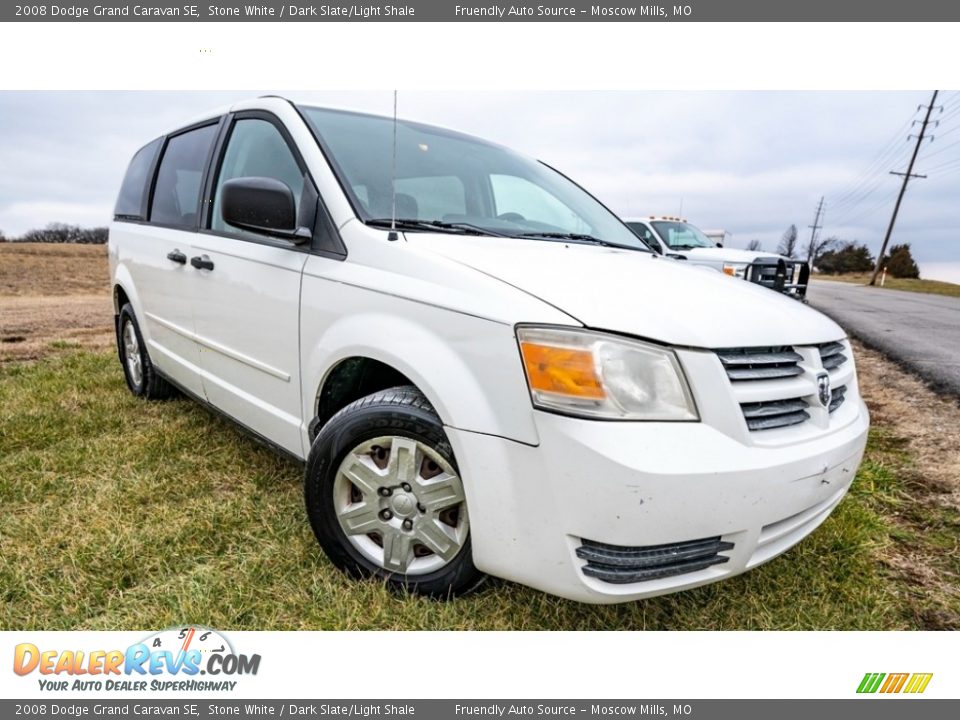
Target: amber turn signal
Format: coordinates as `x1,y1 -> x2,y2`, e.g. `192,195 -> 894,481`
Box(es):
519,342 -> 605,399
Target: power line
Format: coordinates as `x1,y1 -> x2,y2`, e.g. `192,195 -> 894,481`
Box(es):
825,109 -> 919,206
918,137 -> 960,161
869,90 -> 939,286
925,157 -> 960,177
828,171 -> 896,215
831,188 -> 900,229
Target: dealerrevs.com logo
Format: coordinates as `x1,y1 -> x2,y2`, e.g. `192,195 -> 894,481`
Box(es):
13,627 -> 261,692
857,673 -> 933,694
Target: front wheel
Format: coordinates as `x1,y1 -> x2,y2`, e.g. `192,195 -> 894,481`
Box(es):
117,303 -> 176,400
304,386 -> 484,598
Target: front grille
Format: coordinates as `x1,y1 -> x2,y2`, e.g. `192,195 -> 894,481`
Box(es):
740,397 -> 810,430
716,347 -> 803,381
829,384 -> 847,413
717,341 -> 856,435
577,536 -> 734,584
819,341 -> 848,370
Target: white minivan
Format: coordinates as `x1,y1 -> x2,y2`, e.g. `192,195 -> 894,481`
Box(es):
109,98 -> 869,603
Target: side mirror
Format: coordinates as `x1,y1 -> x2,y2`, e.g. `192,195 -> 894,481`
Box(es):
221,176 -> 311,243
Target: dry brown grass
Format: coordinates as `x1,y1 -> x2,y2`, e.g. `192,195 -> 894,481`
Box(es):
0,243 -> 113,362
856,341 -> 960,506
852,340 -> 960,628
813,272 -> 960,298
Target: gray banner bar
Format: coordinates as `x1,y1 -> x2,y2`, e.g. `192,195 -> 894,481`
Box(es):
2,700 -> 957,719
4,0 -> 960,22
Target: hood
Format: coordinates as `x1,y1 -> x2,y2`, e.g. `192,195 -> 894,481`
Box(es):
681,247 -> 781,263
406,234 -> 842,348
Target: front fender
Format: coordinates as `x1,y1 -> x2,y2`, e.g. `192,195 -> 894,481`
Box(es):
301,310 -> 540,450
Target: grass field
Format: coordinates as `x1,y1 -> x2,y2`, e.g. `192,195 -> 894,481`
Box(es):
813,272 -> 960,298
1,346 -> 958,631
2,243 -> 958,630
0,243 -> 113,362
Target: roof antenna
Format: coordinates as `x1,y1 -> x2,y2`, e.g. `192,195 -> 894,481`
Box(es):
388,89 -> 399,241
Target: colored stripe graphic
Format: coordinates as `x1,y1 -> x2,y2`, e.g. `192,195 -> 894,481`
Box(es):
857,673 -> 885,693
904,673 -> 933,694
880,673 -> 909,693
857,672 -> 932,694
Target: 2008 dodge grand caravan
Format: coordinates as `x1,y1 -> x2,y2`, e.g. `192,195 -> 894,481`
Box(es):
109,97 -> 869,603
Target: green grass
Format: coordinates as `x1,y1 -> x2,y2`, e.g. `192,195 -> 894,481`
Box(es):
1,351 -> 955,630
813,272 -> 960,298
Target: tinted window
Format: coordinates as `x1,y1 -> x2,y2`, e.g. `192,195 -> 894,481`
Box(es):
150,124 -> 218,229
212,118 -> 304,236
114,138 -> 161,219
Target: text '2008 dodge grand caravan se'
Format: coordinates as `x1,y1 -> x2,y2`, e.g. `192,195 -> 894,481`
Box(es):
109,97 -> 869,603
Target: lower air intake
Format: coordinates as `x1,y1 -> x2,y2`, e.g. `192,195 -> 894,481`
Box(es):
577,536 -> 734,584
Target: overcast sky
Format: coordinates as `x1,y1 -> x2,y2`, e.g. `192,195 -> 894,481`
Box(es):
1,91 -> 958,277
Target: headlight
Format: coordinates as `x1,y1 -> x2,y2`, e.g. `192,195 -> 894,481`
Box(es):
516,326 -> 698,421
722,263 -> 748,278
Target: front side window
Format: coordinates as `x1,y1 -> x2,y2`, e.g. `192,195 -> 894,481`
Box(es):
149,124 -> 218,229
651,221 -> 716,250
299,106 -> 649,250
211,118 -> 305,236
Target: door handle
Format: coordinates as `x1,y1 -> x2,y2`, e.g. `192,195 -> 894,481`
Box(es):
166,250 -> 187,264
190,255 -> 214,271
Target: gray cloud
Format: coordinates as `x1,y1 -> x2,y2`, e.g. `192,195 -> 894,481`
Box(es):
1,91 -> 957,270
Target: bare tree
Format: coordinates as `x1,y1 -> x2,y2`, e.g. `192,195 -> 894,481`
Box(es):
746,239 -> 763,251
777,224 -> 798,258
804,234 -> 835,266
17,223 -> 107,244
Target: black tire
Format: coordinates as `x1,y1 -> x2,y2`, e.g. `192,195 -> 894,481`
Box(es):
117,303 -> 176,400
305,385 -> 485,599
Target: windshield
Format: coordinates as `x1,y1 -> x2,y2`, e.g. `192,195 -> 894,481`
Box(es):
299,106 -> 649,250
651,221 -> 716,250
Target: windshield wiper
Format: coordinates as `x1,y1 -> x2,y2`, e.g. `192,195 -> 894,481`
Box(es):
365,218 -> 508,237
517,232 -> 640,250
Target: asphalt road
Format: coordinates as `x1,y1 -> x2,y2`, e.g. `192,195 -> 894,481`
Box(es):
808,280 -> 960,396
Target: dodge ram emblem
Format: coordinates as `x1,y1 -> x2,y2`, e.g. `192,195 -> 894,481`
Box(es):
817,372 -> 832,408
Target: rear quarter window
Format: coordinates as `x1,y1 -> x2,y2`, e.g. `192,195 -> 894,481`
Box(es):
114,138 -> 162,220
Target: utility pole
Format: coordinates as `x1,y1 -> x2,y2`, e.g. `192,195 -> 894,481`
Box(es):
869,90 -> 939,286
806,196 -> 824,264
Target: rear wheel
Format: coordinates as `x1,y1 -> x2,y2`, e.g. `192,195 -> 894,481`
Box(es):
117,303 -> 176,400
305,386 -> 484,598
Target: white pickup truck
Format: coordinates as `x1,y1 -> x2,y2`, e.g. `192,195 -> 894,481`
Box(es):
624,216 -> 809,300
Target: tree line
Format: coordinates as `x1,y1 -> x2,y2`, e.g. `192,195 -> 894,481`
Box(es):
1,220 -> 923,279
746,224 -> 920,279
0,223 -> 108,244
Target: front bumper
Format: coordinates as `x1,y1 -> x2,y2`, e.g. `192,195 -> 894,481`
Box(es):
447,399 -> 869,603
